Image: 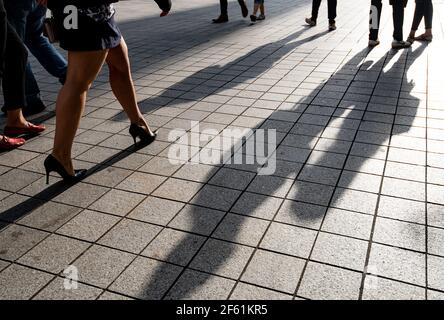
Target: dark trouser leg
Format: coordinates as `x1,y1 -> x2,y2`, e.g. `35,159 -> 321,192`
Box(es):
369,0 -> 382,41
311,0 -> 322,21
220,0 -> 228,17
0,0 -> 6,86
328,0 -> 337,23
411,0 -> 425,31
3,21 -> 27,111
392,1 -> 404,41
424,0 -> 433,29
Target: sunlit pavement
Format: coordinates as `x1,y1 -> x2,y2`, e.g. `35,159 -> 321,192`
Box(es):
0,0 -> 444,300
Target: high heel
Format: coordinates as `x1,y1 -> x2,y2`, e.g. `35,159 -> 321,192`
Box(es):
44,154 -> 87,185
129,123 -> 158,146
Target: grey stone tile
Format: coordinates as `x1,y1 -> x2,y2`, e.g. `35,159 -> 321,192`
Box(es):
173,163 -> 218,182
298,165 -> 341,186
271,160 -> 303,179
339,171 -> 382,193
99,219 -> 161,254
381,177 -> 425,202
276,146 -> 311,163
213,213 -> 269,246
109,256 -> 182,300
307,150 -> 347,169
344,156 -> 385,175
209,168 -> 255,190
0,224 -> 48,261
139,156 -> 182,176
373,217 -> 426,252
18,234 -> 89,273
428,289 -> 444,300
54,183 -> 110,208
33,276 -> 103,300
231,192 -> 283,220
298,262 -> 361,300
129,196 -> 184,225
153,178 -> 203,202
247,175 -> 293,198
0,169 -> 42,193
362,276 -> 425,300
83,166 -> 132,187
428,204 -> 444,229
0,150 -> 39,167
112,152 -> 152,170
230,282 -> 293,300
98,291 -> 133,300
89,189 -> 146,216
0,260 -> 9,272
116,172 -> 166,195
287,180 -> 335,206
58,210 -> 119,242
321,208 -> 373,240
378,196 -> 425,224
260,222 -> 317,258
73,245 -> 135,288
311,232 -> 368,271
142,228 -> 205,266
275,200 -> 326,229
191,185 -> 241,211
0,264 -> 53,300
18,202 -> 82,232
428,255 -> 444,291
167,265 -> 237,300
385,162 -> 426,182
368,243 -> 425,286
190,239 -> 253,279
75,146 -> 120,164
241,249 -> 305,294
169,204 -> 225,236
331,188 -> 378,214
428,184 -> 444,205
428,227 -> 444,257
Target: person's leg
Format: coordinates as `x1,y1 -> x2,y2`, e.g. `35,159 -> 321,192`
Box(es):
0,0 -> 6,86
25,5 -> 67,83
392,0 -> 405,41
105,39 -> 154,134
328,0 -> 337,24
260,3 -> 265,16
409,0 -> 425,38
369,0 -> 382,41
311,0 -> 322,22
423,0 -> 433,35
237,0 -> 248,18
52,50 -> 108,175
220,0 -> 228,17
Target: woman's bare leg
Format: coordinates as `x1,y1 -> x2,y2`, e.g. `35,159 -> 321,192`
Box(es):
52,50 -> 108,175
106,38 -> 154,134
6,109 -> 28,127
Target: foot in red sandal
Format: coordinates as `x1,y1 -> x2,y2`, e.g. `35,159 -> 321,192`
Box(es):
4,122 -> 46,137
0,135 -> 25,150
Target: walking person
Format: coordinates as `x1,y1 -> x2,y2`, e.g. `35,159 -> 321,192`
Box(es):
213,0 -> 248,23
0,0 -> 45,150
3,0 -> 67,116
305,0 -> 337,31
407,0 -> 433,43
39,0 -> 157,183
369,0 -> 411,48
250,0 -> 265,22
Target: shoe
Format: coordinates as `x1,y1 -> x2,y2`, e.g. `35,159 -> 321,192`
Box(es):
305,17 -> 316,27
22,99 -> 46,117
44,154 -> 87,185
212,15 -> 228,23
3,122 -> 46,137
329,22 -> 336,31
129,123 -> 158,146
0,135 -> 25,150
368,39 -> 380,47
257,14 -> 265,21
250,15 -> 257,22
407,36 -> 415,44
392,40 -> 412,49
160,11 -> 169,17
415,33 -> 433,42
240,2 -> 248,17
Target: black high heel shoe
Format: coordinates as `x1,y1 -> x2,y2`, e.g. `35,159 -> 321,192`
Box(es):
44,154 -> 87,185
129,123 -> 158,146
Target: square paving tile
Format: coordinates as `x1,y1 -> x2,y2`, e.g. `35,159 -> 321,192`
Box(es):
191,185 -> 241,211
142,228 -> 205,266
190,239 -> 254,279
297,262 -> 361,300
260,222 -> 317,258
321,208 -> 373,240
428,227 -> 444,257
73,245 -> 135,288
129,196 -> 185,225
0,264 -> 53,300
138,156 -> 182,176
58,210 -> 119,242
331,188 -> 378,214
381,177 -> 425,202
98,219 -> 162,254
275,200 -> 326,229
109,256 -> 182,300
231,192 -> 283,220
153,178 -> 203,202
173,163 -> 218,182
287,180 -> 335,206
368,243 -> 425,286
89,189 -> 146,216
362,276 -> 425,300
428,184 -> 444,205
377,196 -> 425,224
247,175 -> 293,198
338,171 -> 382,193
209,168 -> 255,190
33,276 -> 103,300
428,255 -> 444,291
0,224 -> 48,261
54,183 -> 110,208
165,269 -> 236,300
428,204 -> 444,229
213,213 -> 269,246
230,282 -> 293,300
0,169 -> 42,193
241,249 -> 305,294
116,172 -> 166,195
298,165 -> 341,186
168,205 -> 225,236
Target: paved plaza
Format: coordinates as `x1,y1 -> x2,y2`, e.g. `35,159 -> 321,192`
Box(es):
1,0 -> 444,300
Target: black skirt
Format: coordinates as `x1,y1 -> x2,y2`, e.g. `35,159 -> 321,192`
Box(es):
53,5 -> 121,52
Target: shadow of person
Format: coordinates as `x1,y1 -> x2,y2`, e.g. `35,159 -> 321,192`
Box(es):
139,43 -> 427,300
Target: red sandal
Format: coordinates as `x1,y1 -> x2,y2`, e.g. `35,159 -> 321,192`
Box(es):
0,135 -> 25,150
3,122 -> 46,137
